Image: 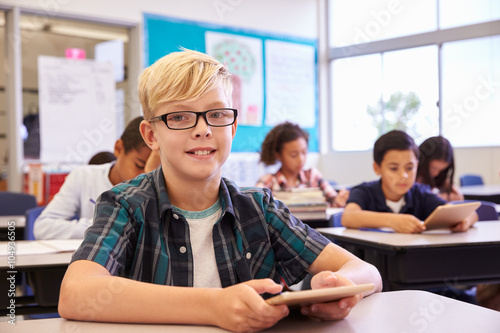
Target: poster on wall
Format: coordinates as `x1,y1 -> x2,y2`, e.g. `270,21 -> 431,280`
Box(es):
265,40 -> 316,127
205,32 -> 264,126
38,56 -> 118,164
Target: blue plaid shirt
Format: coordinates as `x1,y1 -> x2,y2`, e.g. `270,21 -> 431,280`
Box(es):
72,167 -> 330,287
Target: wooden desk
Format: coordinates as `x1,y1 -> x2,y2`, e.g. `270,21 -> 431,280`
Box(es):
0,240 -> 78,316
461,184 -> 500,204
0,216 -> 25,241
3,290 -> 499,332
317,222 -> 500,291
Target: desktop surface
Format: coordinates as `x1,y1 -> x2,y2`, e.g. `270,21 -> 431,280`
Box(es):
460,184 -> 500,204
3,290 -> 499,333
318,222 -> 500,290
316,221 -> 500,248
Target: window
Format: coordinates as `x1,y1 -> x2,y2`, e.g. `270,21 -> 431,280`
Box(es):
329,0 -> 436,47
441,36 -> 500,147
439,0 -> 500,29
328,0 -> 500,150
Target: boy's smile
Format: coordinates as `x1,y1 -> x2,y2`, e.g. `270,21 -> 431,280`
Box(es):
186,147 -> 217,158
373,149 -> 418,202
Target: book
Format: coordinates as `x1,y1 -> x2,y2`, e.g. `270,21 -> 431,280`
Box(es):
292,210 -> 328,220
273,188 -> 326,205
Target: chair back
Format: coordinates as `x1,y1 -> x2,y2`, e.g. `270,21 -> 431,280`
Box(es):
459,174 -> 484,187
0,192 -> 37,216
331,211 -> 343,227
475,201 -> 499,221
450,200 -> 498,221
24,206 -> 46,240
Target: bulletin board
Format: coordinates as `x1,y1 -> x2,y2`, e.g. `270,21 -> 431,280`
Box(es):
143,13 -> 319,152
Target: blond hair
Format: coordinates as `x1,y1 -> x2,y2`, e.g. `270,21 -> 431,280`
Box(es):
138,49 -> 233,120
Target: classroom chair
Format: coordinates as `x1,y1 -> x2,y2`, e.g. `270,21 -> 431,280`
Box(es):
459,174 -> 484,187
0,191 -> 37,216
450,200 -> 498,221
331,211 -> 343,227
24,206 -> 46,240
22,205 -> 60,319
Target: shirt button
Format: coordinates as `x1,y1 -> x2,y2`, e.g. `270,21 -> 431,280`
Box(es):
173,213 -> 179,219
246,252 -> 251,259
179,246 -> 187,254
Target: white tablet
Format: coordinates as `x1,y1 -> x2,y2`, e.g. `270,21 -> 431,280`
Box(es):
423,201 -> 480,230
265,283 -> 375,306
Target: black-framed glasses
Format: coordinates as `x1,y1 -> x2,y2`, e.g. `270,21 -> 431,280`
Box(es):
149,108 -> 238,130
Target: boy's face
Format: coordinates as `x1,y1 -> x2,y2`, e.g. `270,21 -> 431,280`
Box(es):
276,138 -> 308,177
142,86 -> 237,184
111,142 -> 151,185
373,149 -> 418,202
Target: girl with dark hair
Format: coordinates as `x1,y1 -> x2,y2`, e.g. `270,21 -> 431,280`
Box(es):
417,136 -> 464,201
256,121 -> 348,207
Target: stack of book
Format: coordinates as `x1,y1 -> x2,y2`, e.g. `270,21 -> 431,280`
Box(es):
273,188 -> 328,220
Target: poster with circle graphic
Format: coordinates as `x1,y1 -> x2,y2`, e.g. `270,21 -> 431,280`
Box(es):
206,32 -> 263,126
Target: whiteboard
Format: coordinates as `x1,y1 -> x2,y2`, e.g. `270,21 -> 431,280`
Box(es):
38,56 -> 118,163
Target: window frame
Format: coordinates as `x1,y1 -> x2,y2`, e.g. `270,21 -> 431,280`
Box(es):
327,1 -> 500,151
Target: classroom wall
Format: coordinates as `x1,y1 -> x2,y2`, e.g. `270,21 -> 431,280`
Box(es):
3,0 -> 499,187
2,0 -> 318,39
1,0 -> 319,187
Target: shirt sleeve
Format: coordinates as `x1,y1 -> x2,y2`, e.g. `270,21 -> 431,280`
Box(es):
346,183 -> 371,209
71,189 -> 136,277
264,193 -> 331,286
34,169 -> 92,240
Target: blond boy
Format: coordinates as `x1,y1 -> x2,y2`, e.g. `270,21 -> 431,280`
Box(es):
59,50 -> 381,332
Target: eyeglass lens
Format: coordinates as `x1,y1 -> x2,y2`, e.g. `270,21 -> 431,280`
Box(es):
166,109 -> 235,129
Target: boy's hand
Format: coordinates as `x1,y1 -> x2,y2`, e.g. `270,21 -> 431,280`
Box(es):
213,279 -> 289,333
300,271 -> 361,321
450,213 -> 478,232
333,189 -> 350,208
390,214 -> 426,233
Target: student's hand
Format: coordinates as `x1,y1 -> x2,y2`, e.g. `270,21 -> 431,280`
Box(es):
450,212 -> 478,232
333,189 -> 350,208
389,214 -> 426,233
214,279 -> 289,333
300,271 -> 360,321
438,186 -> 464,201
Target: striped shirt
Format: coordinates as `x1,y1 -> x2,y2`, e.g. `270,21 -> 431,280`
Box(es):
256,168 -> 338,206
71,167 -> 330,287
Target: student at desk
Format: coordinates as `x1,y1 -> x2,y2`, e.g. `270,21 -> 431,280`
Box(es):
256,121 -> 349,207
416,136 -> 464,201
58,49 -> 382,332
342,130 -> 478,233
34,117 -> 152,240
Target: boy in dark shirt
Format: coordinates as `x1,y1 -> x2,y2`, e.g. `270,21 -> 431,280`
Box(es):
342,130 -> 477,233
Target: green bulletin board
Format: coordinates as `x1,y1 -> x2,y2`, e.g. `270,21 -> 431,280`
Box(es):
143,13 -> 319,152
